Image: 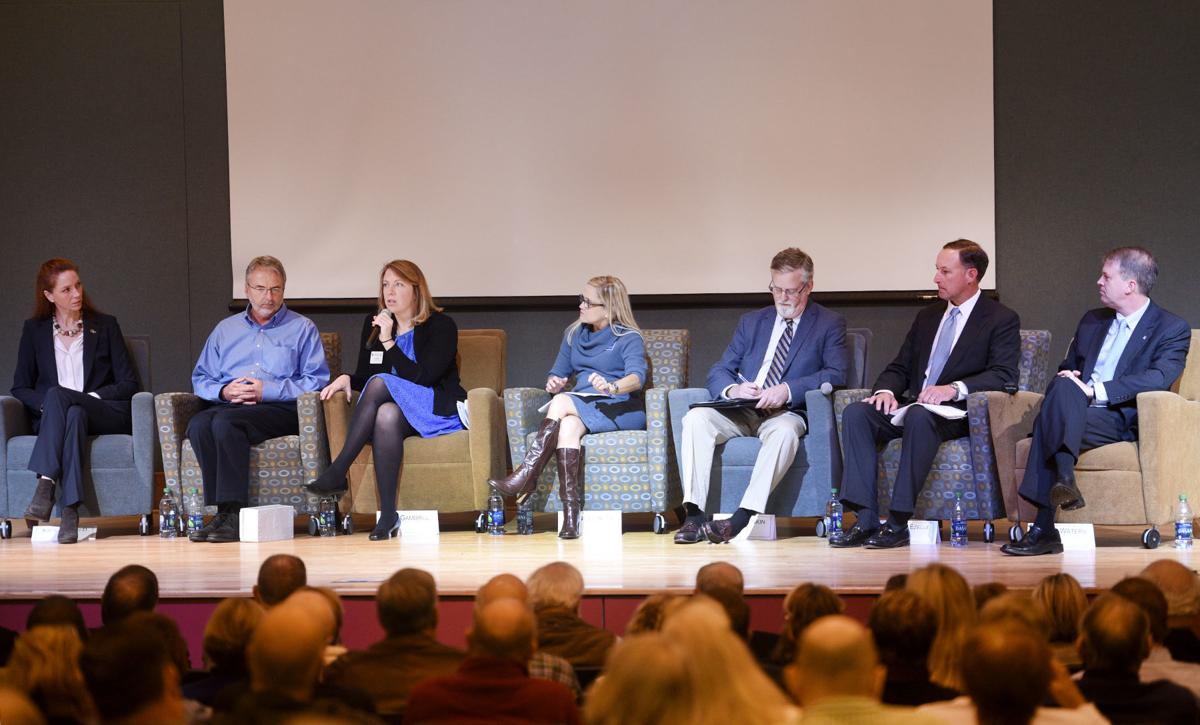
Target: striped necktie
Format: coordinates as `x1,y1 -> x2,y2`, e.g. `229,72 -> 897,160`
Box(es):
764,319 -> 795,388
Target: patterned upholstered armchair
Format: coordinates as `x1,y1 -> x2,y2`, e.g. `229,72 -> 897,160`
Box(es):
155,332 -> 340,518
833,329 -> 1052,540
667,328 -> 872,520
502,329 -> 688,530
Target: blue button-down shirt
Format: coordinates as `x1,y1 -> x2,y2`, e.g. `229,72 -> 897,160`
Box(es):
191,304 -> 329,402
1090,298 -> 1150,405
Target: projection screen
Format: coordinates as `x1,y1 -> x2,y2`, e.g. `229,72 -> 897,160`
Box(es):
225,0 -> 994,299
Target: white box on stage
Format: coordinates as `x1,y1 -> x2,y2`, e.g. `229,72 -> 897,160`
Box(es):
558,510 -> 622,538
381,510 -> 440,538
32,525 -> 97,543
907,519 -> 941,546
239,505 -> 294,542
713,513 -> 777,541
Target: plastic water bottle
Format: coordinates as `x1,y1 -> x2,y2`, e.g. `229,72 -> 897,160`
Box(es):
319,497 -> 338,537
488,490 -> 506,535
951,492 -> 968,548
517,501 -> 534,535
159,490 -> 178,538
825,488 -> 843,542
187,487 -> 204,534
1175,494 -> 1193,550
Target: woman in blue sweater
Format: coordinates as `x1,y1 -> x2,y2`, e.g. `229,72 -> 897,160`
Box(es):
490,275 -> 647,538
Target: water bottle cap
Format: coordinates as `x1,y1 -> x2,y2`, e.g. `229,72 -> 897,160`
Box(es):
1182,494 -> 1188,501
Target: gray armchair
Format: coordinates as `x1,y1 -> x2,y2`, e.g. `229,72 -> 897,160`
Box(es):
1,336 -> 156,532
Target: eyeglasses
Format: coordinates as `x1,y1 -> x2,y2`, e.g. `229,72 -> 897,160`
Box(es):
768,282 -> 808,298
578,294 -> 605,309
249,285 -> 284,296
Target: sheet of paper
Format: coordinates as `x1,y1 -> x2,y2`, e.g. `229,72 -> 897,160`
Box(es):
889,402 -> 968,426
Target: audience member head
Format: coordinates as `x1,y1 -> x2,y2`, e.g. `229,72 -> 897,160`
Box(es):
695,562 -> 744,596
527,561 -> 585,613
246,600 -> 329,702
700,588 -> 751,640
203,597 -> 264,674
0,688 -> 47,725
973,582 -> 1009,610
306,586 -> 344,644
1079,593 -> 1151,673
907,563 -> 975,691
81,620 -> 183,725
775,582 -> 845,664
884,573 -> 909,592
584,633 -> 695,725
664,598 -> 790,721
1140,559 -> 1200,622
377,568 -> 438,638
468,599 -> 537,664
25,595 -> 87,642
978,593 -> 1051,640
33,257 -> 98,321
1032,572 -> 1088,644
962,623 -> 1053,725
788,615 -> 883,706
475,573 -> 528,610
1112,576 -> 1170,644
126,612 -> 191,681
6,625 -> 92,724
282,589 -> 338,645
625,593 -> 686,636
868,590 -> 938,671
100,564 -> 158,626
254,554 -> 307,607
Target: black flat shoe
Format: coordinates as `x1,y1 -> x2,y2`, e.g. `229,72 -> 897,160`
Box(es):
369,512 -> 400,541
865,524 -> 910,549
830,522 -> 878,548
305,472 -> 349,495
1001,524 -> 1063,556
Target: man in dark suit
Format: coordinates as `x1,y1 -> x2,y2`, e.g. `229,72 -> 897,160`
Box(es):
835,239 -> 1020,549
674,248 -> 848,544
1003,246 -> 1191,556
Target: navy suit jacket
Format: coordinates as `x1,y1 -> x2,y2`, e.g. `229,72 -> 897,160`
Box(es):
10,313 -> 140,418
873,294 -> 1021,408
1059,301 -> 1191,433
706,303 -> 848,411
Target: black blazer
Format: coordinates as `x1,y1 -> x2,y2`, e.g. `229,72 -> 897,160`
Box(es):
873,294 -> 1021,407
10,312 -> 140,418
349,311 -> 467,417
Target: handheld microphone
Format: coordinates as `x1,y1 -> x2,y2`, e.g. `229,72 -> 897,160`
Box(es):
366,309 -> 394,348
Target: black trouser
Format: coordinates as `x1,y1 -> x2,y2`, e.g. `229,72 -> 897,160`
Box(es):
27,386 -> 132,510
186,401 -> 298,507
1018,376 -> 1130,508
839,401 -> 969,518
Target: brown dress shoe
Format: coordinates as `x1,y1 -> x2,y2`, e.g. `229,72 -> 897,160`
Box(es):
57,504 -> 80,544
673,520 -> 704,544
24,476 -> 56,522
489,418 -> 561,502
700,519 -> 735,544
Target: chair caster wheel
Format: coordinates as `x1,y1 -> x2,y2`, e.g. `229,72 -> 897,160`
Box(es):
983,521 -> 995,544
474,512 -> 487,534
815,519 -> 828,538
652,513 -> 667,534
0,519 -> 11,539
1143,528 -> 1161,549
340,514 -> 354,536
308,517 -> 321,537
139,514 -> 152,536
1009,524 -> 1024,543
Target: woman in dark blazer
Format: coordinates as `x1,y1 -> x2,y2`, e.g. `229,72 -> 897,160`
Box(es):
12,258 -> 139,543
306,259 -> 467,540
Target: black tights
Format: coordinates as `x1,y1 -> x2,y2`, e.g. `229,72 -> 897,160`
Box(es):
321,378 -> 416,518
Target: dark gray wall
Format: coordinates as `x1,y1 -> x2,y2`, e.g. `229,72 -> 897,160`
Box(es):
3,0 -> 1198,396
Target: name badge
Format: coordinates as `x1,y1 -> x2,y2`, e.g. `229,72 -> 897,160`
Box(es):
370,351 -> 384,365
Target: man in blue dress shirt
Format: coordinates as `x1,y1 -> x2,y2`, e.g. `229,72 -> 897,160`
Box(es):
1003,247 -> 1191,556
186,256 -> 329,543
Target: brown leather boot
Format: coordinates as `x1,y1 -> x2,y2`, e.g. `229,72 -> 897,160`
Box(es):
58,504 -> 80,544
489,418 -> 560,502
557,447 -> 583,539
24,476 -> 56,522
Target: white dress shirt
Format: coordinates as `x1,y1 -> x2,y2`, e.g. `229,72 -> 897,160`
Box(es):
53,332 -> 85,392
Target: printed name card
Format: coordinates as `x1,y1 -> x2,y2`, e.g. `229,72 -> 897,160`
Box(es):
713,513 -> 778,541
907,519 -> 941,546
32,525 -> 97,543
1053,522 -> 1096,550
558,509 -> 622,538
386,510 -> 441,538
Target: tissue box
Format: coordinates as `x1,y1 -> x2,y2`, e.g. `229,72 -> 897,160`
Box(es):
239,505 -> 295,542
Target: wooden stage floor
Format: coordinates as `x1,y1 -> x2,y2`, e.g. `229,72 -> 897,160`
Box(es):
1,522 -> 1196,600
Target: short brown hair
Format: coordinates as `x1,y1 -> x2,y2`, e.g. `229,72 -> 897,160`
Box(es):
1104,246 -> 1158,295
868,589 -> 938,668
942,239 -> 989,281
378,259 -> 443,325
245,255 -> 287,285
377,568 -> 438,637
770,247 -> 814,278
962,623 -> 1052,725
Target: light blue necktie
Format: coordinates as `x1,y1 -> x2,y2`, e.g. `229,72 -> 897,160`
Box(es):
923,307 -> 960,389
1090,317 -> 1129,387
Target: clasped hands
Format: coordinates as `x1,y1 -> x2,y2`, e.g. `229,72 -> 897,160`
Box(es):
863,384 -> 958,414
546,373 -> 620,395
729,381 -> 790,410
1057,369 -> 1095,399
222,377 -> 263,404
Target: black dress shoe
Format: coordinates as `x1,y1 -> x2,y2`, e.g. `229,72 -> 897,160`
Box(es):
700,519 -> 735,544
1050,473 -> 1086,511
673,520 -> 704,544
206,513 -> 240,543
1001,524 -> 1063,556
829,522 -> 878,548
865,524 -> 910,549
305,471 -> 349,495
188,513 -> 223,542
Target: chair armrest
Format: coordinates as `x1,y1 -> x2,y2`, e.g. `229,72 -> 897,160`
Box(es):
1136,391 -> 1200,526
321,391 -> 352,462
297,391 -> 330,486
502,388 -> 551,469
154,392 -> 205,500
963,392 -> 1003,517
804,387 -> 842,492
984,390 -> 1044,521
667,388 -> 710,483
0,395 -> 32,442
645,387 -> 679,510
467,388 -> 506,510
130,391 -> 156,501
833,389 -> 871,448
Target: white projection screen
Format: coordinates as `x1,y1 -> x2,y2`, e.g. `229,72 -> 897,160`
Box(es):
225,0 -> 994,299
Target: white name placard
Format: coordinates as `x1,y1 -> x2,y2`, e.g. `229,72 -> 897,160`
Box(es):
381,510 -> 440,538
558,509 -> 622,538
1053,522 -> 1096,551
713,513 -> 778,541
32,525 -> 97,543
907,519 -> 941,546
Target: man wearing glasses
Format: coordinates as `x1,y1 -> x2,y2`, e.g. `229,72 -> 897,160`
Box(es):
676,247 -> 848,544
834,239 -> 1020,549
185,256 -> 329,543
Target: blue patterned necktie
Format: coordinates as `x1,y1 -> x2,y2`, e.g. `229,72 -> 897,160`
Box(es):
923,307 -> 961,389
764,319 -> 794,388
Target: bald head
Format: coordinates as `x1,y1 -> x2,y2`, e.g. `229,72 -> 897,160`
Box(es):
469,599 -> 536,663
248,603 -> 329,700
255,554 -> 307,607
790,615 -> 881,705
477,574 -> 528,609
1141,559 -> 1200,618
695,562 -> 744,595
1080,593 -> 1151,673
281,590 -> 336,644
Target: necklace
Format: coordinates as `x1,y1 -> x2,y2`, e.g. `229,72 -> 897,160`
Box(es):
54,317 -> 84,337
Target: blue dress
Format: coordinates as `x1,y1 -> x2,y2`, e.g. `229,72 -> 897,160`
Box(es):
366,330 -> 464,437
549,324 -> 648,433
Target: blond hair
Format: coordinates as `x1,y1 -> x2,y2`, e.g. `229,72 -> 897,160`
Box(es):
566,275 -> 641,344
6,625 -> 93,723
584,633 -> 697,725
245,255 -> 287,284
908,563 -> 976,691
1033,573 -> 1089,644
378,259 -> 443,325
203,597 -> 265,672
